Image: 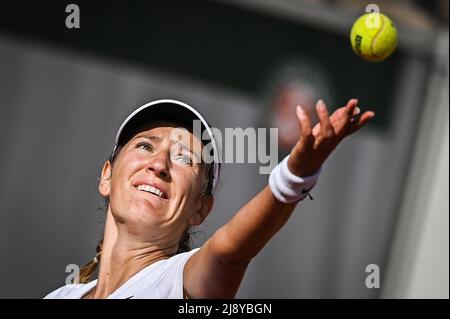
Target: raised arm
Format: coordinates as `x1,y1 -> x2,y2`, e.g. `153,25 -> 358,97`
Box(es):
184,99 -> 375,298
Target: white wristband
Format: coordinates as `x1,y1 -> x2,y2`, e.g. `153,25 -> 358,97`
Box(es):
269,155 -> 322,203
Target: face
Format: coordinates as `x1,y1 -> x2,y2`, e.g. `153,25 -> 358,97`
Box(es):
99,122 -> 213,246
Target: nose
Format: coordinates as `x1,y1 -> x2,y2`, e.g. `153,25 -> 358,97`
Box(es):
146,150 -> 171,181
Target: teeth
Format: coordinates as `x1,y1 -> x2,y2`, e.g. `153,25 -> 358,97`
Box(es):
136,184 -> 164,198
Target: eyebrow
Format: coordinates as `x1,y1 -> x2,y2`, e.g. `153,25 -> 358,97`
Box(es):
133,134 -> 162,143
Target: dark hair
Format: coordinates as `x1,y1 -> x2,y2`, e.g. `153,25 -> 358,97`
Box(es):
79,141 -> 217,284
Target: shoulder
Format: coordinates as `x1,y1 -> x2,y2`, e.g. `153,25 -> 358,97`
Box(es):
43,282 -> 95,299
128,248 -> 200,299
166,248 -> 200,268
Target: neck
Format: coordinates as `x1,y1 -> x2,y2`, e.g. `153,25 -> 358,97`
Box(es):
86,209 -> 177,299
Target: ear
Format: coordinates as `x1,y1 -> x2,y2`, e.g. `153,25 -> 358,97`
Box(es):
189,195 -> 214,226
98,161 -> 112,197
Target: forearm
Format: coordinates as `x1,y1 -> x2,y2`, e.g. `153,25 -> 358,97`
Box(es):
210,185 -> 297,266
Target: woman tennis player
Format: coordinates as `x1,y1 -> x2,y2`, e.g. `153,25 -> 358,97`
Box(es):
45,98 -> 374,299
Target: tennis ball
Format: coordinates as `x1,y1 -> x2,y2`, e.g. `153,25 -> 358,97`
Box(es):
350,13 -> 398,62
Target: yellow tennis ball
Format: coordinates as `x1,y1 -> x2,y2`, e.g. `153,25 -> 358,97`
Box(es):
350,13 -> 398,62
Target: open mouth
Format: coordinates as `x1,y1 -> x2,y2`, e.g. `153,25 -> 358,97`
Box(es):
134,184 -> 168,200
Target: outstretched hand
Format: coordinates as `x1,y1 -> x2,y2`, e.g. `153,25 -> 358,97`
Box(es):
288,99 -> 375,177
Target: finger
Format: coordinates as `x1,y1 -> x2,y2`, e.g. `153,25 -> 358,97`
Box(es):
346,111 -> 375,135
313,104 -> 360,137
316,100 -> 335,139
330,106 -> 350,125
296,105 -> 314,146
345,99 -> 359,117
343,106 -> 361,132
334,99 -> 359,134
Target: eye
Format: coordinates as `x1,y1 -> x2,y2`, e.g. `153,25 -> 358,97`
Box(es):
174,154 -> 192,165
136,141 -> 153,152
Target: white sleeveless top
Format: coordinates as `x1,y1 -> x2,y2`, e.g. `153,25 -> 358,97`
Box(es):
44,248 -> 199,299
